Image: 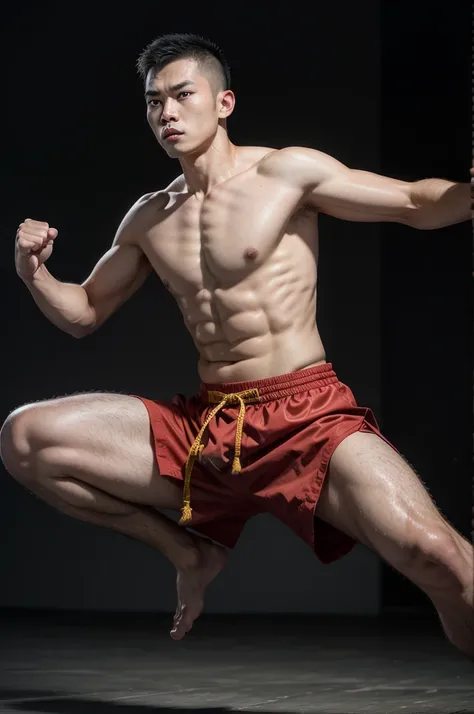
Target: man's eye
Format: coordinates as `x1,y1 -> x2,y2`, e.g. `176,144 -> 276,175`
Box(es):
148,99 -> 161,107
179,92 -> 191,99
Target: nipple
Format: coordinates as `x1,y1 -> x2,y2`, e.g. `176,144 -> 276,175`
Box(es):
244,247 -> 259,261
162,279 -> 171,291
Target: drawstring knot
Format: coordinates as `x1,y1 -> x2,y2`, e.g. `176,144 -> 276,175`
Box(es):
179,388 -> 260,525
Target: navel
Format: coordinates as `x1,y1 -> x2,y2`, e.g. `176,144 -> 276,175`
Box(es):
244,247 -> 259,261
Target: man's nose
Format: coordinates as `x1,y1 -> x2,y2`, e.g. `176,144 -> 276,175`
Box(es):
161,99 -> 178,123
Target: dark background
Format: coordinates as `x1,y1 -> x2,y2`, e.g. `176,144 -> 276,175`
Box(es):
0,1 -> 471,615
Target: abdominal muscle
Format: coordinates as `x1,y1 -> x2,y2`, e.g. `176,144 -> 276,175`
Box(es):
179,273 -> 327,384
197,330 -> 327,383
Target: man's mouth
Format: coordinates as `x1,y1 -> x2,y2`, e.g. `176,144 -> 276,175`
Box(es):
162,128 -> 183,140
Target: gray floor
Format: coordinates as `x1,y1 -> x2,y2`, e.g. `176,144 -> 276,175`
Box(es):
0,611 -> 472,714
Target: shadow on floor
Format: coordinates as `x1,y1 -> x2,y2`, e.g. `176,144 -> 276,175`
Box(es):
0,690 -> 472,714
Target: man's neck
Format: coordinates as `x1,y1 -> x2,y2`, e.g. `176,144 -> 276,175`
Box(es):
180,131 -> 238,195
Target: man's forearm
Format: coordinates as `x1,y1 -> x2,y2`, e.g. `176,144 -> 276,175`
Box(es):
410,178 -> 470,230
21,265 -> 95,337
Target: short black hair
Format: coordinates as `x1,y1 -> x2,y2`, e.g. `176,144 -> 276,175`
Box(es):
136,33 -> 231,93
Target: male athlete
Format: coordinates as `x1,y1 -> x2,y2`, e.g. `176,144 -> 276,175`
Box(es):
2,33 -> 472,656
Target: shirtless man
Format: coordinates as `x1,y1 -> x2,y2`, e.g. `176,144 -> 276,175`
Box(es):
2,33 -> 472,656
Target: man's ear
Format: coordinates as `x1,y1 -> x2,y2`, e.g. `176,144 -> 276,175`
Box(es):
218,90 -> 235,119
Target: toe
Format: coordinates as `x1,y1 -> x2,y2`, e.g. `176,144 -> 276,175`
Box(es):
170,609 -> 187,640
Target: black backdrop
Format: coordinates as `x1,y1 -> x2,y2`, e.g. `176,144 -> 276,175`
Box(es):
0,1 -> 471,613
379,1 -> 472,607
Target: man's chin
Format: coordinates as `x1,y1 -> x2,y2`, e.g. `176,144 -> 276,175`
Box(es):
160,141 -> 188,158
167,146 -> 199,161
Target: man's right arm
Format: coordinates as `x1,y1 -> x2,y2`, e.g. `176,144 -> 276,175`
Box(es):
17,195 -> 154,338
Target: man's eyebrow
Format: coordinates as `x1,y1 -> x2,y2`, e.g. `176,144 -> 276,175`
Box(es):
144,80 -> 195,97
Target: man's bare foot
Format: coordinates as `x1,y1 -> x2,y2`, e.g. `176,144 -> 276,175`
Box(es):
170,536 -> 227,640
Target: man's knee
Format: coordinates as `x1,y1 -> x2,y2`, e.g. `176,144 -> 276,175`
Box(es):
408,526 -> 468,596
0,402 -> 55,485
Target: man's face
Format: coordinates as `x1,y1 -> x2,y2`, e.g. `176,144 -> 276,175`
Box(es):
145,58 -> 223,158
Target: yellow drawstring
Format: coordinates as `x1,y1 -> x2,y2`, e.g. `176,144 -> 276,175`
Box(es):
179,388 -> 260,525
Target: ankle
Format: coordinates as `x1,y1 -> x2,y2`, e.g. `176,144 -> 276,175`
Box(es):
174,541 -> 201,572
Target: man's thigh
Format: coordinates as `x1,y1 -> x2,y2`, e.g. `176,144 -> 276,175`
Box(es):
315,431 -> 449,562
2,392 -> 183,510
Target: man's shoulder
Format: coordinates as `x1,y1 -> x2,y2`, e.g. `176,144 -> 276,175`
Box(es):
134,182 -> 181,210
258,146 -> 320,173
128,177 -> 185,218
114,186 -> 175,246
257,146 -> 337,191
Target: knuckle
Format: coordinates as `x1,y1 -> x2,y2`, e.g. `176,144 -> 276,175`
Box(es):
24,219 -> 49,229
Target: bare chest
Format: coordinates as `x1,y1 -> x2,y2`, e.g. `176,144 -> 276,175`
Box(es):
141,170 -> 316,293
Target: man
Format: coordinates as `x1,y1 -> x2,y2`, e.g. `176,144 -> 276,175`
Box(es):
1,33 -> 472,654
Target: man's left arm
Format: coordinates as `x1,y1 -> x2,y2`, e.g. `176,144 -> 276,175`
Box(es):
281,147 -> 471,230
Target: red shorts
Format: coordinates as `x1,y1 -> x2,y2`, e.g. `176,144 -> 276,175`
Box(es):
135,362 -> 397,564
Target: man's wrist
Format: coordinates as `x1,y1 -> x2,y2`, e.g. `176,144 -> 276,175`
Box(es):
18,264 -> 49,285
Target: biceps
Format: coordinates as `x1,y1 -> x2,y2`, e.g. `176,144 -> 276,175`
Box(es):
82,245 -> 152,327
310,169 -> 416,223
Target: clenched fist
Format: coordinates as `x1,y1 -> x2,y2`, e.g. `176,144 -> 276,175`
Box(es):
16,219 -> 59,279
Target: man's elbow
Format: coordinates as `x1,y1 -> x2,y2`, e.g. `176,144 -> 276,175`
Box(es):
404,210 -> 456,231
403,210 -> 436,230
69,321 -> 97,339
70,325 -> 95,338
399,202 -> 439,230
69,305 -> 99,338
402,178 -> 470,230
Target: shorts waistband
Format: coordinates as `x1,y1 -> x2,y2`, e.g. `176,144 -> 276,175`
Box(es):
200,362 -> 338,404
